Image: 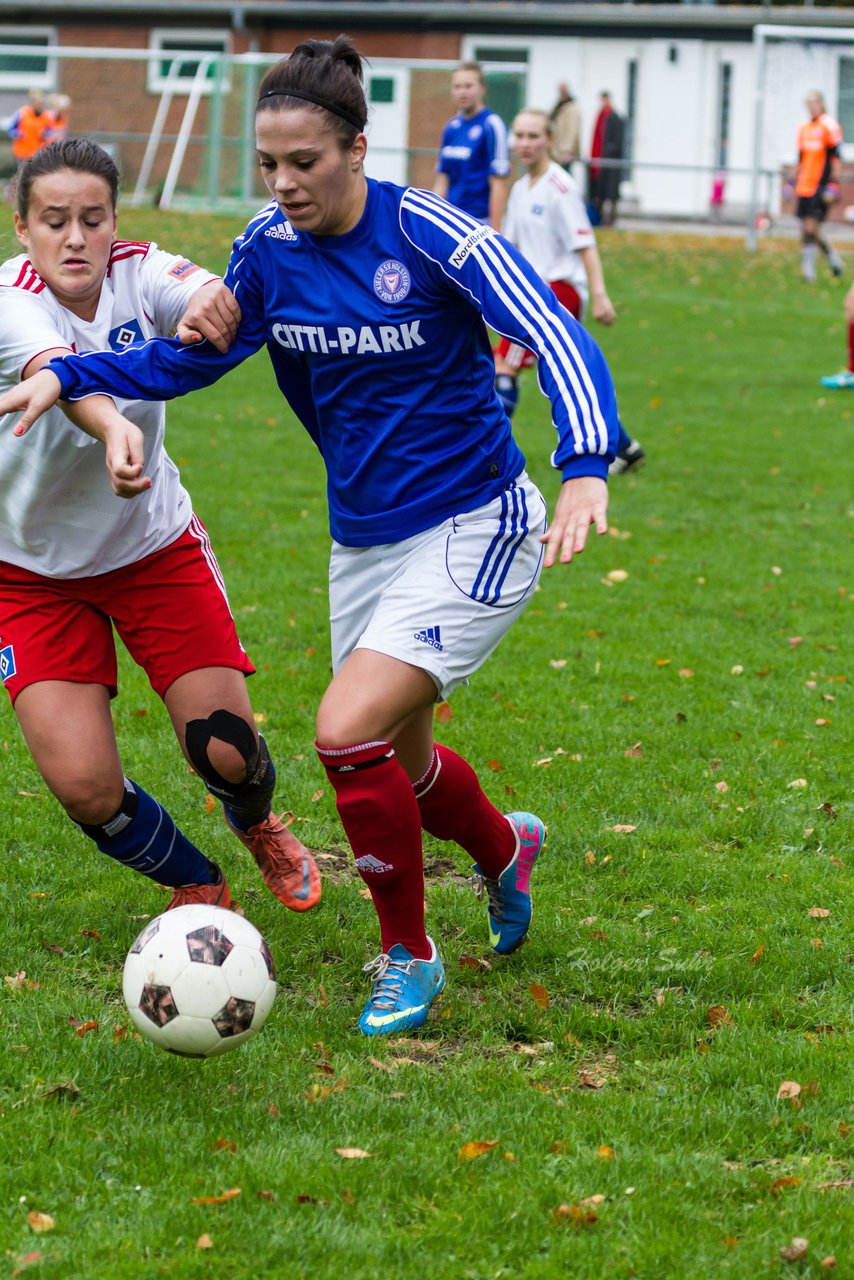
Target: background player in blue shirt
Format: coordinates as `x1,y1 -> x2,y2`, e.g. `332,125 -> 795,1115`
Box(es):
433,61 -> 511,229
2,37 -> 622,1040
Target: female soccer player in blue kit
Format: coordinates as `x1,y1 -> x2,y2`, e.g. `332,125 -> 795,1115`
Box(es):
1,38 -> 621,1039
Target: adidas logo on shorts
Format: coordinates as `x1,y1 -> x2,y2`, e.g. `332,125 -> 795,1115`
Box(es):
414,625 -> 443,651
354,854 -> 394,874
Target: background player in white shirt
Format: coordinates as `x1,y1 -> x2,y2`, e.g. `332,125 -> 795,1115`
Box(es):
1,44 -> 623,1039
494,108 -> 645,474
0,139 -> 320,916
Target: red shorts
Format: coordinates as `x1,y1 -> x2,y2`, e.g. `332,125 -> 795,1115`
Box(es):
494,279 -> 582,370
0,516 -> 255,705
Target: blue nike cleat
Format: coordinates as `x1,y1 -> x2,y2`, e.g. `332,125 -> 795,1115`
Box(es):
472,812 -> 546,955
820,370 -> 854,389
358,938 -> 446,1037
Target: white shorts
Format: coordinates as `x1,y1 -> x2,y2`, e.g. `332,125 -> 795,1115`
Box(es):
329,474 -> 548,699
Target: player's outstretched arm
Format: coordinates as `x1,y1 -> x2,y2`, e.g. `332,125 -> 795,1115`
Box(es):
0,367 -> 62,436
176,280 -> 241,352
62,398 -> 149,499
541,475 -> 608,567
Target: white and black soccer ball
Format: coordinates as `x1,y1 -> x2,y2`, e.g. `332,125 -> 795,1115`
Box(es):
122,905 -> 276,1058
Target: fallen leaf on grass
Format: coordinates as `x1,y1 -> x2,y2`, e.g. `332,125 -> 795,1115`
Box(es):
26,1212 -> 54,1233
368,1057 -> 395,1073
335,1148 -> 371,1160
210,1138 -> 237,1153
552,1203 -> 598,1227
788,778 -> 808,790
4,971 -> 40,992
79,929 -> 102,941
808,907 -> 830,919
204,794 -> 217,814
529,982 -> 550,1010
192,1188 -> 241,1205
257,1189 -> 275,1201
578,1194 -> 607,1210
74,1020 -> 98,1037
818,1180 -> 854,1190
487,759 -> 504,772
707,1006 -> 732,1029
779,1238 -> 809,1263
196,1234 -> 213,1250
597,1145 -> 615,1159
458,955 -> 492,972
458,1141 -> 499,1161
776,1081 -> 801,1101
750,944 -> 766,966
623,742 -> 643,757
296,1194 -> 329,1205
435,702 -> 453,724
39,1080 -> 80,1102
608,824 -> 636,833
770,1176 -> 802,1195
42,941 -> 65,956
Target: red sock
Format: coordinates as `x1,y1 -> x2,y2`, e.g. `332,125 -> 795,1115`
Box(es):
847,321 -> 854,372
413,744 -> 516,879
316,740 -> 430,959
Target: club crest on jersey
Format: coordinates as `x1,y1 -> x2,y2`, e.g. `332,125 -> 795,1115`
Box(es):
0,644 -> 16,683
108,319 -> 144,352
373,259 -> 411,304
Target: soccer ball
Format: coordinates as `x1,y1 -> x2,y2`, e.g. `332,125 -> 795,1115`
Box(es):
122,905 -> 276,1058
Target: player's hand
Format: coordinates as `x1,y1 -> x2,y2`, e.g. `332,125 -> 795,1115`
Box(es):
823,182 -> 840,206
0,367 -> 62,436
176,280 -> 241,353
591,291 -> 617,325
103,418 -> 150,498
541,475 -> 608,567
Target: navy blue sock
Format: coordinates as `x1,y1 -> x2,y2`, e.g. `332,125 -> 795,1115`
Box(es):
495,373 -> 519,419
76,778 -> 216,888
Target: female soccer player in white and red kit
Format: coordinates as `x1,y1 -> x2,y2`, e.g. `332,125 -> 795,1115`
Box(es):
0,140 -> 320,917
1,42 -> 621,1037
494,108 -> 644,473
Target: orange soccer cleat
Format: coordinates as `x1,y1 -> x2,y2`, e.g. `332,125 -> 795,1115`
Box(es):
166,863 -> 233,912
226,811 -> 321,912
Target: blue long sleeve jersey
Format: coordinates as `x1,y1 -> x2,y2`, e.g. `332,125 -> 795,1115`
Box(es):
50,180 -> 620,547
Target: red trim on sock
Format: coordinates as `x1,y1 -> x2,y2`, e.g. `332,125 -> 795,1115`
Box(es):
317,740 -> 430,958
414,744 -> 516,878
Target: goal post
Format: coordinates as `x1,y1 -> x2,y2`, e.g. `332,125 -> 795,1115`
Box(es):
748,23 -> 854,248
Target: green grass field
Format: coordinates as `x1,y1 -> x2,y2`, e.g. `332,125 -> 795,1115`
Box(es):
0,214 -> 851,1280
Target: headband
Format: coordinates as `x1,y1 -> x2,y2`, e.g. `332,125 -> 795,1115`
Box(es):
258,87 -> 364,131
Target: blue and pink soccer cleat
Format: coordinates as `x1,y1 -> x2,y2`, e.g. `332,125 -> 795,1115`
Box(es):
472,812 -> 546,954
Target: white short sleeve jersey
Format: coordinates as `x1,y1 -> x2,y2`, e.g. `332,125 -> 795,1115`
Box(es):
0,243 -> 218,577
503,162 -> 595,303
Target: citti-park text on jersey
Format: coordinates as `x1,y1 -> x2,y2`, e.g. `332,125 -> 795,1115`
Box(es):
271,321 -> 426,355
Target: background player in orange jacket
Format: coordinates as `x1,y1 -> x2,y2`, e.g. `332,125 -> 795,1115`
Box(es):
6,89 -> 51,166
791,91 -> 844,282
